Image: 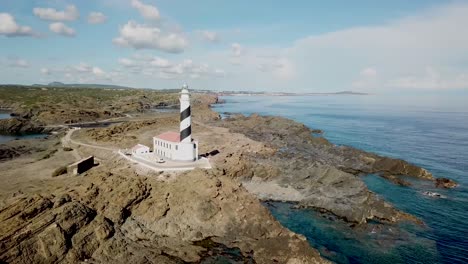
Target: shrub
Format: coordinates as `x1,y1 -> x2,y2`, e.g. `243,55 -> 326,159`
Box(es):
63,147 -> 73,151
40,149 -> 57,160
52,166 -> 68,177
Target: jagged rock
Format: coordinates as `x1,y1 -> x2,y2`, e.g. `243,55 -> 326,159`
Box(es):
219,114 -> 432,224
0,118 -> 46,135
435,177 -> 458,188
0,166 -> 328,263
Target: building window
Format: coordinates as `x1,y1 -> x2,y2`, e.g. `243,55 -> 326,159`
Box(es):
194,144 -> 196,149
175,145 -> 178,150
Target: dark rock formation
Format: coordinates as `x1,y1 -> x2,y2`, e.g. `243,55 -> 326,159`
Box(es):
435,177 -> 458,188
0,118 -> 46,135
217,114 -> 433,224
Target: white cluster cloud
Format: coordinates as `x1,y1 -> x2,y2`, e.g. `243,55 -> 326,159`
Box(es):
0,13 -> 35,37
352,67 -> 378,89
88,12 -> 107,24
231,43 -> 242,57
113,21 -> 187,53
281,3 -> 468,91
49,22 -> 75,37
118,54 -> 225,79
33,5 -> 79,21
8,58 -> 30,68
199,30 -> 219,42
40,68 -> 51,75
387,67 -> 468,90
39,62 -> 118,83
131,0 -> 160,21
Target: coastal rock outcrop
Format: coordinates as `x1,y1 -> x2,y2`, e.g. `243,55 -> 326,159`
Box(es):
0,118 -> 46,135
217,114 -> 433,223
435,177 -> 458,188
0,165 -> 328,263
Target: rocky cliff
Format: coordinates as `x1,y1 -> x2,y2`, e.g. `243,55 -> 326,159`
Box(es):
0,164 -> 328,264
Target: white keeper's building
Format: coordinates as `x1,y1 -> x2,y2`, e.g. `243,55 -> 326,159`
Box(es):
132,144 -> 150,155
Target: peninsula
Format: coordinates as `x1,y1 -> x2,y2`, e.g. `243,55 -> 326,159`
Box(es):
0,85 -> 451,263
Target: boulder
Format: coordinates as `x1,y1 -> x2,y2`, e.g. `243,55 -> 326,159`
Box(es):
435,177 -> 458,188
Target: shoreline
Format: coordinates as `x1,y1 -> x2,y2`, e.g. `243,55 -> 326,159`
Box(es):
0,88 -> 458,263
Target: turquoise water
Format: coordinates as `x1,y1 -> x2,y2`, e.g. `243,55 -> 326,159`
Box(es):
213,95 -> 468,264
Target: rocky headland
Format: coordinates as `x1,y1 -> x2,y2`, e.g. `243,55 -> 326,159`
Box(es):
0,86 -> 455,263
207,114 -> 437,224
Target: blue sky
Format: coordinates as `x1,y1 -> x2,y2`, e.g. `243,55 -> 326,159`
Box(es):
1,0 -> 468,93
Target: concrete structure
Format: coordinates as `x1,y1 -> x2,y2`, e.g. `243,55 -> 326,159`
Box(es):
68,156 -> 94,175
153,84 -> 198,161
132,144 -> 150,155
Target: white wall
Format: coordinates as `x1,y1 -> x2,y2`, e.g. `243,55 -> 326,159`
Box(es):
153,137 -> 198,161
133,146 -> 149,155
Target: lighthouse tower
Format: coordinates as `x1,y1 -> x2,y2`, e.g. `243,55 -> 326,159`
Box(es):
152,84 -> 198,162
179,84 -> 191,143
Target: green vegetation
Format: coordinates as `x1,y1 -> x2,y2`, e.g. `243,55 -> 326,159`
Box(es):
0,85 -> 178,109
0,85 -> 180,124
39,149 -> 58,160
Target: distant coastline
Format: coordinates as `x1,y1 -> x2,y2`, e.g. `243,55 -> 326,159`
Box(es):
217,90 -> 369,96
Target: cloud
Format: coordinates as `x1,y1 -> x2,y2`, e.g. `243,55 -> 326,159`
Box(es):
213,69 -> 226,77
118,54 -> 225,79
360,67 -> 377,77
199,30 -> 220,42
275,3 -> 468,91
8,59 -> 30,68
88,12 -> 107,24
131,0 -> 160,21
33,5 -> 79,22
49,22 -> 75,37
118,58 -> 136,67
231,43 -> 242,57
0,13 -> 36,37
40,68 -> 51,75
92,67 -> 105,77
113,21 -> 187,53
150,57 -> 171,68
387,67 -> 468,90
352,67 -> 378,89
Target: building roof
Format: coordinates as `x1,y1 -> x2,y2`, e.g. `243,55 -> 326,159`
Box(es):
132,144 -> 149,151
155,131 -> 180,142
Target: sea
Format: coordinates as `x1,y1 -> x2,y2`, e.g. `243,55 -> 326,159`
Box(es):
213,94 -> 468,264
0,112 -> 47,143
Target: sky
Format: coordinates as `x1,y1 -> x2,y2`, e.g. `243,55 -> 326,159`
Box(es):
1,0 -> 468,93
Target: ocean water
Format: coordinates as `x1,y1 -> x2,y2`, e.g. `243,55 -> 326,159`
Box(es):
0,113 -> 47,143
213,95 -> 468,264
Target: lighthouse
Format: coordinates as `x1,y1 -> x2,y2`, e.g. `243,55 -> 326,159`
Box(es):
152,84 -> 198,161
179,84 -> 191,143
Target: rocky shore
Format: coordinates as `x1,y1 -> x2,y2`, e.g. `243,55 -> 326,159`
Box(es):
209,114 -> 442,224
0,88 -> 455,263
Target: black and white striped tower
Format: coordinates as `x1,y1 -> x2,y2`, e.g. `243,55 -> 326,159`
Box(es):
179,84 -> 191,143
